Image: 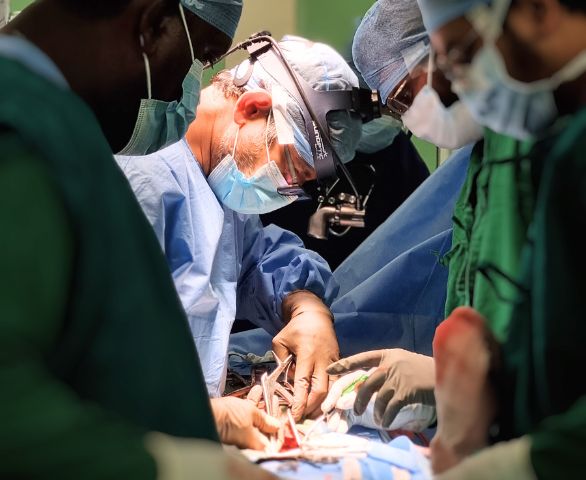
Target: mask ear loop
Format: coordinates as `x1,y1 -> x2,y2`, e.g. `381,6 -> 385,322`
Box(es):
231,124 -> 241,159
140,35 -> 152,99
179,3 -> 195,63
427,49 -> 434,88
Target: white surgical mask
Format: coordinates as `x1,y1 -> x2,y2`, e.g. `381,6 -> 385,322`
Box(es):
208,113 -> 297,214
451,0 -> 586,140
402,52 -> 483,149
452,43 -> 586,140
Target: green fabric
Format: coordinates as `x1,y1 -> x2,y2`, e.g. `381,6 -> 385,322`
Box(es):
444,130 -> 534,341
0,57 -> 218,478
499,108 -> 586,479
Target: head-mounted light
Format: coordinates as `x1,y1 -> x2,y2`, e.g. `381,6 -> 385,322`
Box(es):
208,32 -> 383,238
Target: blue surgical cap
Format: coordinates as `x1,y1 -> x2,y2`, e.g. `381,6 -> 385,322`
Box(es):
417,0 -> 490,34
352,0 -> 430,103
181,0 -> 243,40
231,35 -> 362,167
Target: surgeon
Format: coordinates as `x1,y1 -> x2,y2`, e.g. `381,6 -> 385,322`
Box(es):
0,0 -> 278,478
414,0 -> 586,478
318,0 -> 481,434
115,35 -> 368,420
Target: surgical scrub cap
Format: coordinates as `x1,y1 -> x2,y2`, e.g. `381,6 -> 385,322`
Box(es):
230,35 -> 362,167
181,0 -> 243,40
352,0 -> 430,103
417,0 -> 490,34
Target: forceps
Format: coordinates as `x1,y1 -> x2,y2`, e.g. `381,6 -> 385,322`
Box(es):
260,352 -> 294,416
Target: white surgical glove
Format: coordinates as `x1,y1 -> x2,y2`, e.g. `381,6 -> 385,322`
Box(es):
144,432 -> 277,480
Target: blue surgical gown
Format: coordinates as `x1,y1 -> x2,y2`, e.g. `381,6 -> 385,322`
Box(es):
116,140 -> 338,396
229,145 -> 471,359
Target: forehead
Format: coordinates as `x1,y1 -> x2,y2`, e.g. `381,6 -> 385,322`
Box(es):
431,17 -> 475,55
184,11 -> 232,62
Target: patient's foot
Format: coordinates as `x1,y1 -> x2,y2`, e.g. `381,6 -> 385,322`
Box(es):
431,307 -> 497,474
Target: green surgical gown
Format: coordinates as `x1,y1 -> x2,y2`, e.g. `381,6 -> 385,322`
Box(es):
444,130 -> 535,340
0,57 -> 217,479
500,108 -> 586,479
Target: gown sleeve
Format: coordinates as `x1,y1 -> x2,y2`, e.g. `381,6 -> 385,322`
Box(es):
236,215 -> 339,335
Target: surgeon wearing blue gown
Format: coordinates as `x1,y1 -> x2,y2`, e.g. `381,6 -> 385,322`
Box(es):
116,36 -> 366,420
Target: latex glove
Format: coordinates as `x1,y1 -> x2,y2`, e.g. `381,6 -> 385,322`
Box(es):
210,397 -> 281,450
322,369 -> 436,433
145,432 -> 277,480
326,349 -> 435,429
273,290 -> 340,421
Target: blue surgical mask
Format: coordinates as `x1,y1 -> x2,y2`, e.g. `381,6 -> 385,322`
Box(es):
451,0 -> 586,140
356,116 -> 402,154
208,119 -> 297,214
452,44 -> 555,140
118,3 -> 203,156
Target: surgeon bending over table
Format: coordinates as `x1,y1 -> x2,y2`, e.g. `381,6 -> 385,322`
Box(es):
116,35 -> 371,421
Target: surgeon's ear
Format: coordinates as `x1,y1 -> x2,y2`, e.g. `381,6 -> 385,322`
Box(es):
138,0 -> 179,58
233,90 -> 273,125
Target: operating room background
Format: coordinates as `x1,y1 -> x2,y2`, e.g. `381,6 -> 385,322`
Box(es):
9,0 -> 446,269
9,0 -> 445,170
226,0 -> 449,173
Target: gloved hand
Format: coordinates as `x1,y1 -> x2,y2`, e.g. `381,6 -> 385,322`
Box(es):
321,368 -> 436,433
145,432 -> 277,480
321,368 -> 377,433
326,349 -> 436,429
210,397 -> 281,450
273,290 -> 340,421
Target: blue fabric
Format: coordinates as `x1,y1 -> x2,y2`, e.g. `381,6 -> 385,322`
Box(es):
115,140 -> 337,396
181,0 -> 243,40
360,437 -> 431,479
229,145 -> 471,358
417,0 -> 490,33
353,0 -> 430,103
259,434 -> 431,479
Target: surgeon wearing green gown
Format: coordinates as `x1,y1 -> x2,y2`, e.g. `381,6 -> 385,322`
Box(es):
418,0 -> 586,477
0,1 -> 278,479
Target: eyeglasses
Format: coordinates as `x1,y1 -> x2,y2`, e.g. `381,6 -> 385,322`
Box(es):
386,51 -> 438,119
386,76 -> 412,120
276,145 -> 311,199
